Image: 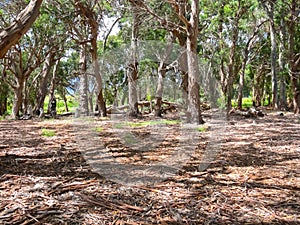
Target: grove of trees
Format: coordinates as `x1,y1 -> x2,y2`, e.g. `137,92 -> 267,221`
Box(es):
0,0 -> 299,122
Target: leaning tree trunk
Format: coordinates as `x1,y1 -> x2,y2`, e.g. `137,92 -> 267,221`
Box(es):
78,44 -> 89,116
127,6 -> 140,117
155,35 -> 174,117
91,38 -> 106,117
0,0 -> 43,58
34,52 -> 54,114
186,0 -> 204,124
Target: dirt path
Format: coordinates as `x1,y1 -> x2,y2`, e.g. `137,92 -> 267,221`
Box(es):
0,112 -> 299,224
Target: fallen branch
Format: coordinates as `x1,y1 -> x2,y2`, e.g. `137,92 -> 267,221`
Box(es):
229,108 -> 265,118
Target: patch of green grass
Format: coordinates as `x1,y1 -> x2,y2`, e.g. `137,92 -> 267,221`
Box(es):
114,123 -> 124,129
163,119 -> 181,125
94,127 -> 103,132
41,129 -> 56,137
123,134 -> 138,145
197,126 -> 208,132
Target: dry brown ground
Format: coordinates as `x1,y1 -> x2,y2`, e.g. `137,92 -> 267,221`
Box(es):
0,111 -> 299,225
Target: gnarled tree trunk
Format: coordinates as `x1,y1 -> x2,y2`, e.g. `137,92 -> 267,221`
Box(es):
127,5 -> 140,117
0,0 -> 43,58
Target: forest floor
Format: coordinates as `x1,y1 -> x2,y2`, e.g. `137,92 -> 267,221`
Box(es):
0,110 -> 299,225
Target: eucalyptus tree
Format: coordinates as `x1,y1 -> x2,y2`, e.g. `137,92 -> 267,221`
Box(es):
128,0 -> 205,123
236,2 -> 267,109
0,1 -> 51,118
33,3 -> 68,115
216,0 -> 251,111
127,2 -> 142,117
259,0 -> 278,109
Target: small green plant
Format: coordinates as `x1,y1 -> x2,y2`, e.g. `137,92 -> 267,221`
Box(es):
114,123 -> 124,129
41,129 -> 56,137
197,126 -> 208,132
94,127 -> 103,132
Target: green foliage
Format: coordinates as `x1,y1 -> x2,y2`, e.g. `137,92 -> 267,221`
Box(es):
232,97 -> 253,108
41,129 -> 56,137
44,95 -> 78,114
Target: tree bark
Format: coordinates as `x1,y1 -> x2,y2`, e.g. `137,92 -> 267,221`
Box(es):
278,15 -> 287,110
0,0 -> 43,58
269,21 -> 278,109
0,81 -> 8,115
79,44 -> 89,116
155,63 -> 166,117
92,37 -> 106,117
226,34 -> 237,112
127,6 -> 140,117
47,59 -> 59,114
12,78 -> 25,119
186,0 -> 204,124
155,35 -> 174,117
34,52 -> 54,114
288,0 -> 300,114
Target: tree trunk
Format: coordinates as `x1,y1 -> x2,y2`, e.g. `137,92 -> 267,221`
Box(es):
62,90 -> 68,113
12,78 -> 25,119
186,0 -> 204,124
155,63 -> 166,117
0,82 -> 8,115
47,59 -> 59,114
79,44 -> 89,116
155,35 -> 174,117
269,21 -> 278,109
253,65 -> 265,107
0,0 -> 43,58
278,16 -> 287,110
91,31 -> 106,117
34,53 -> 54,114
127,6 -> 140,117
288,0 -> 300,114
237,63 -> 246,109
